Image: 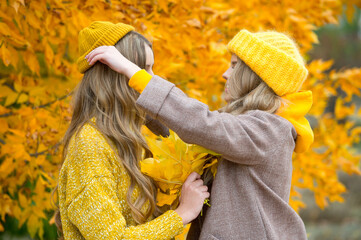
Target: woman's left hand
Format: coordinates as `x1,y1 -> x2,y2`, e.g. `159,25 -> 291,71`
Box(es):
85,46 -> 141,79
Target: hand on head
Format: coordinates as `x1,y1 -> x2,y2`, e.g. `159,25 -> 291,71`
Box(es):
174,172 -> 210,225
85,46 -> 141,79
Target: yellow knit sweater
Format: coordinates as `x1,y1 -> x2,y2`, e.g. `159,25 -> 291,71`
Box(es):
58,120 -> 184,239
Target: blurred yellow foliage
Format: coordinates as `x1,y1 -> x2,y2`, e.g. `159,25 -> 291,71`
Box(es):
0,0 -> 360,238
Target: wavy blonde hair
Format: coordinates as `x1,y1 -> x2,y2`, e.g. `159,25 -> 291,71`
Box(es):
221,57 -> 283,114
52,31 -> 159,239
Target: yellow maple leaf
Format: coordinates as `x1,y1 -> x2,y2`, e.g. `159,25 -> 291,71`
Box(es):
141,130 -> 220,206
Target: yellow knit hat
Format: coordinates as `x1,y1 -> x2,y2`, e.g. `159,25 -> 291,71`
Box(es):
77,21 -> 135,73
228,30 -> 308,96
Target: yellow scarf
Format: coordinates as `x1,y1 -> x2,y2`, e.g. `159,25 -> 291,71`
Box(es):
277,90 -> 314,153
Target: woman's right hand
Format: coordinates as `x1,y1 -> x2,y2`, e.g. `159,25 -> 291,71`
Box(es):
85,46 -> 141,79
174,172 -> 210,225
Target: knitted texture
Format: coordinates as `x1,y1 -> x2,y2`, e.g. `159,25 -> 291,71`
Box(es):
58,119 -> 184,239
129,69 -> 153,93
77,21 -> 134,73
228,30 -> 308,96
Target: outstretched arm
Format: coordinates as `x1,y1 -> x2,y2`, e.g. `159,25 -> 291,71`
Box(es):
131,73 -> 292,165
85,46 -> 294,165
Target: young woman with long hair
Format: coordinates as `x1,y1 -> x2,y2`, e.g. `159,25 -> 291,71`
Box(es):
86,29 -> 314,240
53,21 -> 209,240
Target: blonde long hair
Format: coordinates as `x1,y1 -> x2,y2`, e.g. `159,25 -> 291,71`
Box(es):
221,58 -> 283,114
52,31 -> 159,239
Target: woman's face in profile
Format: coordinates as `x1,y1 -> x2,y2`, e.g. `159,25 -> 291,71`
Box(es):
145,44 -> 154,76
222,54 -> 238,103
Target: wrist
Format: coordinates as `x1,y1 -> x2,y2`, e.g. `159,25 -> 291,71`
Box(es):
174,206 -> 193,225
124,63 -> 141,79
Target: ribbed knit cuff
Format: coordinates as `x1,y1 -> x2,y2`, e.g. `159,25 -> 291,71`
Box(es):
128,69 -> 152,93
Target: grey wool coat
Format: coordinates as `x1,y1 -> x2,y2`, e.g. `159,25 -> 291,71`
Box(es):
136,76 -> 308,240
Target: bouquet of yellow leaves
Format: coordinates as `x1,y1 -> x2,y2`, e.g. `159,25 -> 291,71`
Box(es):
141,130 -> 220,207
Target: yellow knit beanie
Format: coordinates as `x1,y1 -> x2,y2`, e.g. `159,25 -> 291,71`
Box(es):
77,21 -> 134,73
228,30 -> 308,96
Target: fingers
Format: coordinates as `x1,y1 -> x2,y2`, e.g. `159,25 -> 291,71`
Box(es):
192,179 -> 204,188
203,191 -> 210,199
184,172 -> 201,185
86,46 -> 108,59
199,185 -> 208,192
88,54 -> 104,66
85,46 -> 110,65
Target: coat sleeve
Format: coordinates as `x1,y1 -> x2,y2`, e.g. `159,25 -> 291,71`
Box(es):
145,115 -> 170,137
65,126 -> 184,239
135,76 -> 295,165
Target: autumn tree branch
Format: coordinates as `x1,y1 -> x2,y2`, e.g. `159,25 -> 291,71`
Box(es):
0,93 -> 72,118
29,141 -> 62,157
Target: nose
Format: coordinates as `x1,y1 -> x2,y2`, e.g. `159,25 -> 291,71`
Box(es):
222,71 -> 228,81
223,67 -> 231,81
